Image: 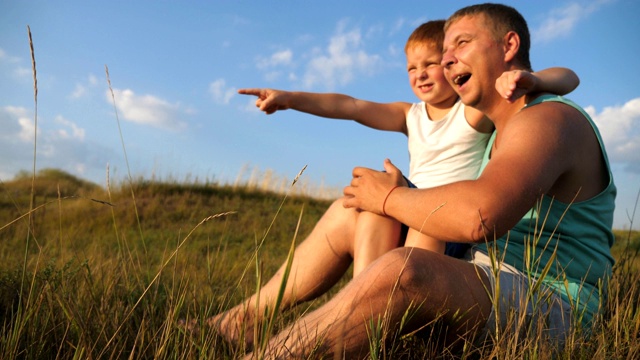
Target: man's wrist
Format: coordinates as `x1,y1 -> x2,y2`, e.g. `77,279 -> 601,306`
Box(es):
382,185 -> 400,216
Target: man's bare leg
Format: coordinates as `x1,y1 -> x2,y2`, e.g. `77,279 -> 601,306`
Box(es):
207,198 -> 361,347
250,247 -> 493,359
352,211 -> 403,277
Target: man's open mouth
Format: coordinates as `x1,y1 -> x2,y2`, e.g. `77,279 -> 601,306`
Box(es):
453,74 -> 471,86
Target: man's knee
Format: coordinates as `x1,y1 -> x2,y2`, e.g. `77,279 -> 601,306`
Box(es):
370,247 -> 433,287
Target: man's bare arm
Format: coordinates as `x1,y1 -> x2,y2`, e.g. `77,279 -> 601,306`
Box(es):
344,103 -> 593,242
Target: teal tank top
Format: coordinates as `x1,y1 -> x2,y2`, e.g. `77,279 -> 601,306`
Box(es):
477,94 -> 616,326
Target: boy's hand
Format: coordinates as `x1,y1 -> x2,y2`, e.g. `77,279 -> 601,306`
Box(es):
238,88 -> 290,114
495,70 -> 538,103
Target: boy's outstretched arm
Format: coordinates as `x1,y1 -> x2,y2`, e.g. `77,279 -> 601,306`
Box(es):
495,67 -> 580,103
238,88 -> 410,133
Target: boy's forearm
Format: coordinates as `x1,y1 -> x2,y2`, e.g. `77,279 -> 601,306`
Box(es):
288,92 -> 359,120
532,67 -> 580,95
287,92 -> 408,132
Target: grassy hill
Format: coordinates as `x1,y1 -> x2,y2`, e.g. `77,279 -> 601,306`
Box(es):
0,169 -> 638,359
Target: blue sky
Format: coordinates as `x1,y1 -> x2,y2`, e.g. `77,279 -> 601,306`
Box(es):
1,0 -> 639,230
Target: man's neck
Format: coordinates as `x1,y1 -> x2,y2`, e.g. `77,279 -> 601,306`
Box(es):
483,96 -> 528,131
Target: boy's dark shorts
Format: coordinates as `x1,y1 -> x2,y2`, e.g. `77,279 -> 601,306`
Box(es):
403,177 -> 470,259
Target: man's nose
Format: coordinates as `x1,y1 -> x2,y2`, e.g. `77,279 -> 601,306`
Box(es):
441,48 -> 455,68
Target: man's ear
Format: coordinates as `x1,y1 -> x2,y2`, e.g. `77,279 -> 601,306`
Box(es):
503,31 -> 520,63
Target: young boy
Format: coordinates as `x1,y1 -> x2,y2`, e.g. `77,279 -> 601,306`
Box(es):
238,20 -> 579,276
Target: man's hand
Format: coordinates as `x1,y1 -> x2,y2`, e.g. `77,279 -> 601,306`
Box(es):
238,88 -> 291,114
343,159 -> 406,215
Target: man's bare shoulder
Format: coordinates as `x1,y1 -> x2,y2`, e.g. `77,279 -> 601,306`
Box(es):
495,99 -> 605,202
505,100 -> 589,141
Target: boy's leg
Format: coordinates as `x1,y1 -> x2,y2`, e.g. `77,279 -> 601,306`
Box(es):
207,198 -> 360,347
352,211 -> 403,277
404,228 -> 446,254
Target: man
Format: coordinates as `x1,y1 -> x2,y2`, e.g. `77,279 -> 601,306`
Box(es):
226,4 -> 615,358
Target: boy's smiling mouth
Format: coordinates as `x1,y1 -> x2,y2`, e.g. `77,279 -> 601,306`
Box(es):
417,83 -> 433,92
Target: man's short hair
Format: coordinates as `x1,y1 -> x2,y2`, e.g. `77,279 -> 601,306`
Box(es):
445,3 -> 532,71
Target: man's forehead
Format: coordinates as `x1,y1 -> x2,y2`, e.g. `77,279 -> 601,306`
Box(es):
444,15 -> 487,41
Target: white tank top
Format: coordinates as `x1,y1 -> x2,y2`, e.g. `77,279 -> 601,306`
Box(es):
406,100 -> 491,188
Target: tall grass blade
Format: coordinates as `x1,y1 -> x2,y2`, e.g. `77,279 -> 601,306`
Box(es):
104,65 -> 147,255
257,205 -> 305,358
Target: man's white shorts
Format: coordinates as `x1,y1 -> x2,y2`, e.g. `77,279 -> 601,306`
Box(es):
469,250 -> 573,346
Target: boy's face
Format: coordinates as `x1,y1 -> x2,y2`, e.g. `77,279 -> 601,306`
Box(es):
406,44 -> 457,106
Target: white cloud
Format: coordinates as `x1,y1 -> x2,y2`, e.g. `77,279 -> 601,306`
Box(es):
55,115 -> 85,140
18,117 -> 37,142
241,97 -> 260,113
209,79 -> 236,105
532,0 -> 613,44
70,84 -> 87,99
249,20 -> 382,90
302,22 -> 381,90
255,50 -> 294,82
391,18 -> 406,35
0,48 -> 30,79
0,106 -> 109,180
0,106 -> 37,142
107,88 -> 187,130
0,48 -> 20,63
263,71 -> 283,82
588,97 -> 640,172
70,74 -> 100,99
14,66 -> 31,78
257,49 -> 293,69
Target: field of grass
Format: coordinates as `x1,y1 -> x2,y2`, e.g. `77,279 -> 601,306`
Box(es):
1,169 -> 639,359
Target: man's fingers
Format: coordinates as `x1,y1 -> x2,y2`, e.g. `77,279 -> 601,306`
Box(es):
383,158 -> 394,173
342,189 -> 357,208
351,166 -> 369,179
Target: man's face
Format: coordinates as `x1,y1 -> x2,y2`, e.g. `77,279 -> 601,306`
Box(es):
442,14 -> 503,109
406,44 -> 457,106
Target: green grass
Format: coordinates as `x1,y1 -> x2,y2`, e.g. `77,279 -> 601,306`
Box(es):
0,169 -> 343,359
0,169 -> 639,359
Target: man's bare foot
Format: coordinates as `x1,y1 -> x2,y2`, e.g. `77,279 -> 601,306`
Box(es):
177,318 -> 201,336
206,306 -> 256,352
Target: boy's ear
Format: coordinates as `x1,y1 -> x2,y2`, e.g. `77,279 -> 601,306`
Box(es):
503,31 -> 520,63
